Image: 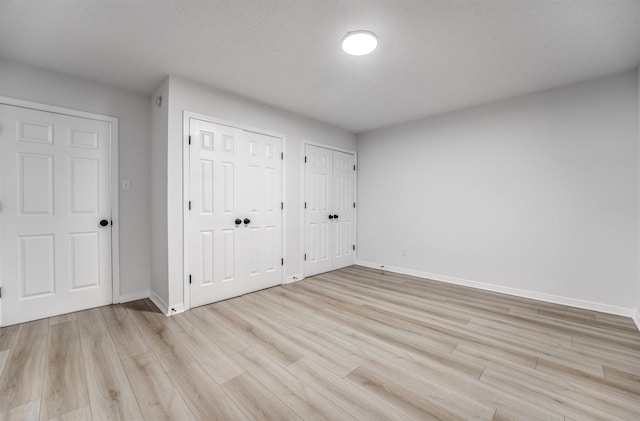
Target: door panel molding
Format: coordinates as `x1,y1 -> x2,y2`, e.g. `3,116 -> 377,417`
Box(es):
0,96 -> 119,326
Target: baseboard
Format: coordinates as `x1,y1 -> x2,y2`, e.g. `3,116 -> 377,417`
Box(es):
149,291 -> 170,316
355,260 -> 636,319
149,292 -> 185,317
118,290 -> 150,304
283,274 -> 304,284
168,304 -> 185,316
633,310 -> 640,333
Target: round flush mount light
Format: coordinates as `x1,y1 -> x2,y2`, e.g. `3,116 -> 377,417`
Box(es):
341,30 -> 378,56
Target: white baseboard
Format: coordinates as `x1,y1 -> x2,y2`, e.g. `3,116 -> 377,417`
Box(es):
633,310 -> 640,333
168,304 -> 185,316
118,290 -> 150,304
149,292 -> 185,317
283,274 -> 304,284
355,260 -> 637,320
149,291 -> 169,316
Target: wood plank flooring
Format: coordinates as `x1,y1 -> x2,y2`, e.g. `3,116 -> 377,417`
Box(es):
0,265 -> 638,420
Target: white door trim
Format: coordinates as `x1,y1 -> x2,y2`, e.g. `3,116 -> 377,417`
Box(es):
302,140 -> 357,280
304,139 -> 358,156
182,111 -> 286,312
0,96 -> 120,326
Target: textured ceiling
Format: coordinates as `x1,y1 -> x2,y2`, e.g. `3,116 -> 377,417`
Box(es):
1,0 -> 639,133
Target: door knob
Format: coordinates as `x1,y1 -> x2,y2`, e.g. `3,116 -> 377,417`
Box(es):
244,218 -> 251,225
328,215 -> 334,220
99,219 -> 110,227
333,214 -> 339,219
235,218 -> 242,225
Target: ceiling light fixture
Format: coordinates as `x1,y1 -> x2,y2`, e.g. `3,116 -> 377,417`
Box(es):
341,30 -> 378,56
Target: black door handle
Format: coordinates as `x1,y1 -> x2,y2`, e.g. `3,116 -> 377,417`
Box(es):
99,219 -> 110,227
333,215 -> 339,219
328,215 -> 334,220
244,218 -> 251,225
235,218 -> 242,225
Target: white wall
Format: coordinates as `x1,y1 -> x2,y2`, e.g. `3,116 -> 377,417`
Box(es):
357,70 -> 639,313
637,67 -> 640,328
163,76 -> 356,309
0,59 -> 152,299
150,78 -> 170,307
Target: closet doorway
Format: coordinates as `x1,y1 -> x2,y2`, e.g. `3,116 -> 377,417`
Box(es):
186,115 -> 283,308
304,143 -> 357,277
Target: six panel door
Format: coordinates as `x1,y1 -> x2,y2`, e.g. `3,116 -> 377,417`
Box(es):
0,104 -> 113,326
332,150 -> 356,269
304,145 -> 333,276
189,118 -> 282,308
243,130 -> 283,290
188,119 -> 243,307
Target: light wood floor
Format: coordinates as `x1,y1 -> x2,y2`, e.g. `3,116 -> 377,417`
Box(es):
0,265 -> 638,420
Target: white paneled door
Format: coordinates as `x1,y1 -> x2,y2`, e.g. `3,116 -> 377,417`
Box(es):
0,104 -> 113,326
305,144 -> 356,277
331,150 -> 357,269
304,145 -> 333,275
188,118 -> 282,308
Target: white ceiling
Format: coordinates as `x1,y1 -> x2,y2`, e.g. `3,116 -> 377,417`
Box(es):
1,1 -> 639,133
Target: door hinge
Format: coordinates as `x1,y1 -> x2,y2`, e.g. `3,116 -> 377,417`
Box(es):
304,202 -> 307,209
188,135 -> 191,145
281,258 -> 284,266
281,202 -> 284,210
353,244 -> 356,251
188,201 -> 191,210
304,253 -> 307,261
281,152 -> 284,160
353,202 -> 356,208
189,274 -> 192,284
0,286 -> 2,298
353,164 -> 356,171
304,156 -> 307,163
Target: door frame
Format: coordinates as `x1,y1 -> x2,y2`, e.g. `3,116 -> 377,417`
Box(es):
182,111 -> 286,312
0,96 -> 120,326
302,140 -> 358,280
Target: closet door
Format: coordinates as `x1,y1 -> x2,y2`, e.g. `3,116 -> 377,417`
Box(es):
188,118 -> 282,308
305,144 -> 356,277
189,119 -> 244,307
243,130 -> 283,290
304,145 -> 334,276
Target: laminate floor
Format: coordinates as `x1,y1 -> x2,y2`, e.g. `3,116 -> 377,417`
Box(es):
0,265 -> 638,420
